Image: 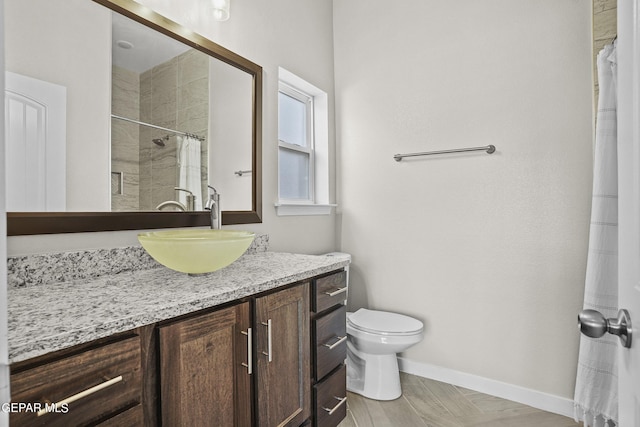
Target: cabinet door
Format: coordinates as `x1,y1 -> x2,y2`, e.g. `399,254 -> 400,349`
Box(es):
160,302 -> 252,427
256,282 -> 311,427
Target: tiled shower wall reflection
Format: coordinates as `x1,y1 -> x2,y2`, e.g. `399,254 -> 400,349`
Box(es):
593,0 -> 617,107
111,49 -> 209,211
112,66 -> 141,210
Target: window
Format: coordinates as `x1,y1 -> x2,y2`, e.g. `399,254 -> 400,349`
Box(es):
276,68 -> 334,216
278,83 -> 314,202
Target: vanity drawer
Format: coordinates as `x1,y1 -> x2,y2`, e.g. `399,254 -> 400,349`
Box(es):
10,336 -> 142,427
314,271 -> 347,313
314,305 -> 347,381
314,364 -> 347,427
96,405 -> 143,426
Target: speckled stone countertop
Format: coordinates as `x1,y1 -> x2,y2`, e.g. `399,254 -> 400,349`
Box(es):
8,252 -> 349,364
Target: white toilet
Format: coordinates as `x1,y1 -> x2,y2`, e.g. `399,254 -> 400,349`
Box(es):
346,308 -> 424,400
322,252 -> 424,401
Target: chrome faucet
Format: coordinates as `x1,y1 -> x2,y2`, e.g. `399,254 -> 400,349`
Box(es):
205,185 -> 221,229
156,200 -> 188,211
155,188 -> 195,211
174,188 -> 195,211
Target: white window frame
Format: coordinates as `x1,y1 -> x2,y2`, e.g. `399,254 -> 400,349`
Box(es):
278,82 -> 315,204
276,68 -> 335,216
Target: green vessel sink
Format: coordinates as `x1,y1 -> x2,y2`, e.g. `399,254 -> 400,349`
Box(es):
138,229 -> 255,274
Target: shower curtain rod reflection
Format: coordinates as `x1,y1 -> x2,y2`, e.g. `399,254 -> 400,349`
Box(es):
393,144 -> 496,161
111,114 -> 205,142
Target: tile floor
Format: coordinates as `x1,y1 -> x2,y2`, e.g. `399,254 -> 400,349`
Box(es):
338,373 -> 581,427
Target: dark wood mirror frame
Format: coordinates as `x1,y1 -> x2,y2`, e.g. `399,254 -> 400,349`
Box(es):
7,0 -> 262,236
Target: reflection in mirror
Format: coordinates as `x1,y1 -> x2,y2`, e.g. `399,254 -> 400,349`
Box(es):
110,12 -> 253,213
5,0 -> 262,235
110,12 -> 211,212
208,59 -> 253,211
5,0 -> 112,212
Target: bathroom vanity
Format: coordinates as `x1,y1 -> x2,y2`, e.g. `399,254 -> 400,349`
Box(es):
7,248 -> 349,426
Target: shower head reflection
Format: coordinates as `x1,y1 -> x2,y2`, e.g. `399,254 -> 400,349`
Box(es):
152,135 -> 170,147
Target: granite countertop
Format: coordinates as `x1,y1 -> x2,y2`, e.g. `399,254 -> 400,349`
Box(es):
8,252 -> 349,364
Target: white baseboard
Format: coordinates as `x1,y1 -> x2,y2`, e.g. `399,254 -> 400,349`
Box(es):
398,357 -> 575,419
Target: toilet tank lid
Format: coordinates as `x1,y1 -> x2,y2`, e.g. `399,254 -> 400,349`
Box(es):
348,308 -> 423,334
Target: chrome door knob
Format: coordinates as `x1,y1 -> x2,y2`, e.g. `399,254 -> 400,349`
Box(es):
578,309 -> 608,338
578,309 -> 633,348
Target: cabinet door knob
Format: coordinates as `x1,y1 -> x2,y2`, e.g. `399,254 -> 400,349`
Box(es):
261,319 -> 273,362
324,287 -> 347,297
37,375 -> 123,417
322,396 -> 347,415
323,335 -> 347,350
241,328 -> 253,374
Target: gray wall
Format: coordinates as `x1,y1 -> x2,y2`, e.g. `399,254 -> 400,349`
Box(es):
334,0 -> 593,402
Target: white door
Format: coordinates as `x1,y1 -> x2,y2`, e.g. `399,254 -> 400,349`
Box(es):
617,1 -> 640,425
5,71 -> 66,211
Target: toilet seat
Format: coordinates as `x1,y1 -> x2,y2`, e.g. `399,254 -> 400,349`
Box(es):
348,308 -> 423,336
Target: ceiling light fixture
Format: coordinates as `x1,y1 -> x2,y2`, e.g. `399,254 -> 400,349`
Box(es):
212,0 -> 230,21
116,40 -> 134,50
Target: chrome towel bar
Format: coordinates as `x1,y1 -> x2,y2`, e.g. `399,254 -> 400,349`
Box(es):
393,145 -> 496,161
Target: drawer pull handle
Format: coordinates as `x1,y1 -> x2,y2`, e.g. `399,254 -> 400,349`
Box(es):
261,319 -> 273,362
324,287 -> 347,297
322,396 -> 347,415
323,335 -> 347,350
36,375 -> 123,417
241,327 -> 253,374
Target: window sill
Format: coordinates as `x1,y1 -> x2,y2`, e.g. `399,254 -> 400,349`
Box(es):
274,203 -> 337,216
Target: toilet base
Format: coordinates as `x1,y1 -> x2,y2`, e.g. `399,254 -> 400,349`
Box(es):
346,342 -> 402,401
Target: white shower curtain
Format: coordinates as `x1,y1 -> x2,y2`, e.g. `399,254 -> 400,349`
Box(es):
177,135 -> 203,211
574,41 -> 618,427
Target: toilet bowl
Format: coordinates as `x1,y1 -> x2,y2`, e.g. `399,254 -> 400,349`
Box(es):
346,308 -> 424,401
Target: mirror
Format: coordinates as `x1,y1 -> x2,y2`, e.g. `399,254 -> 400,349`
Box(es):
5,0 -> 262,235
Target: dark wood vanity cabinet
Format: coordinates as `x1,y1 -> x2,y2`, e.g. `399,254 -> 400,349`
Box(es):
159,302 -> 252,427
255,283 -> 311,427
159,282 -> 311,427
9,270 -> 346,427
311,271 -> 348,427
